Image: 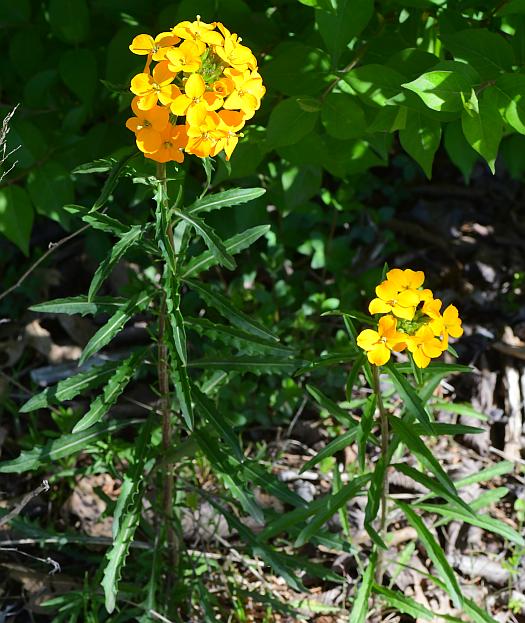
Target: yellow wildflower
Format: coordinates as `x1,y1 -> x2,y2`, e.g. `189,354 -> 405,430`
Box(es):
170,73 -> 222,116
215,23 -> 257,71
356,315 -> 407,366
223,68 -> 265,119
369,280 -> 419,320
172,16 -> 224,47
165,39 -> 204,73
145,124 -> 188,163
186,103 -> 224,158
406,324 -> 445,369
130,62 -> 179,110
129,32 -> 179,61
125,98 -> 169,153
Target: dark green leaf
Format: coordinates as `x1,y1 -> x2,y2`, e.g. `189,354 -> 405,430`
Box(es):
0,186 -> 34,256
349,551 -> 375,623
187,188 -> 266,215
188,355 -> 300,374
372,585 -> 433,620
20,360 -> 120,412
30,295 -> 126,317
79,291 -> 151,365
397,501 -> 462,608
385,363 -> 433,433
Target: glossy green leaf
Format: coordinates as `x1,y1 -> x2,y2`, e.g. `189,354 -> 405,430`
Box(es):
399,112 -> 441,179
462,88 -> 503,173
81,211 -> 128,236
495,74 -> 525,135
0,186 -> 34,255
321,93 -> 367,139
317,0 -> 374,63
441,29 -> 514,80
188,355 -> 299,374
27,162 -> 74,229
267,97 -> 320,149
444,120 -> 479,183
402,61 -> 479,112
345,65 -> 404,107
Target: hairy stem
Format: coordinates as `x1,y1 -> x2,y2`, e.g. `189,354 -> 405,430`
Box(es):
156,163 -> 178,574
373,364 -> 389,585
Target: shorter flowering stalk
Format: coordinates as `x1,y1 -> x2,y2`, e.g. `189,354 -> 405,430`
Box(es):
357,268 -> 463,369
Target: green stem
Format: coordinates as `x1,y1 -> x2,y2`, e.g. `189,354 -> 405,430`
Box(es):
156,162 -> 178,575
373,364 -> 389,586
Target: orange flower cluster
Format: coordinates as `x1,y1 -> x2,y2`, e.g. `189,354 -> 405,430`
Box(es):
126,17 -> 265,163
357,269 -> 463,367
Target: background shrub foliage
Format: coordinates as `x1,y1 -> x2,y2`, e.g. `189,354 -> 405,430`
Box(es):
1,0 -> 525,620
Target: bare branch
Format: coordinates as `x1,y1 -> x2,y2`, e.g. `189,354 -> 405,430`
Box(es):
0,480 -> 50,528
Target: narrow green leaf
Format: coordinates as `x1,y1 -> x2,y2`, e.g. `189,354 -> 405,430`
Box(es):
79,291 -> 151,365
102,417 -> 152,613
0,419 -> 143,473
385,363 -> 433,433
30,295 -> 126,317
454,461 -> 513,488
397,501 -> 462,608
372,585 -> 433,620
182,225 -> 270,278
393,463 -> 473,515
72,351 -> 142,433
88,225 -> 144,301
295,474 -> 369,546
412,422 -> 485,436
349,552 -> 376,623
171,353 -> 193,430
173,208 -> 236,270
389,416 -> 456,497
165,273 -> 187,365
306,384 -> 358,426
193,387 -> 243,462
183,279 -> 277,342
186,316 -> 293,356
92,151 -> 136,212
187,187 -> 266,215
358,395 -> 376,472
364,457 -> 387,549
345,353 -> 365,402
188,355 -> 300,374
333,466 -> 350,537
433,400 -> 487,421
20,360 -> 120,412
82,211 -> 128,236
463,597 -> 499,623
415,502 -> 524,546
299,430 -> 360,474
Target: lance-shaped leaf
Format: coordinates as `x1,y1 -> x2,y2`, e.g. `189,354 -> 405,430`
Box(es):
0,418 -> 143,473
416,502 -> 524,546
295,474 -> 369,546
186,316 -> 293,356
306,384 -> 359,426
173,208 -> 235,270
393,462 -> 473,515
397,501 -> 462,608
364,456 -> 387,549
91,151 -> 136,212
187,187 -> 266,215
349,551 -> 376,623
166,320 -> 193,429
193,387 -> 243,462
183,279 -> 277,342
72,351 -> 143,433
88,225 -> 145,301
188,355 -> 299,374
182,225 -> 270,278
372,585 -> 434,620
30,295 -> 126,317
300,430 -> 360,474
358,394 -> 376,472
80,291 -> 151,365
165,272 -> 187,365
102,418 -> 152,613
385,362 -> 433,433
389,415 -> 456,497
20,360 -> 120,412
82,211 -> 129,236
